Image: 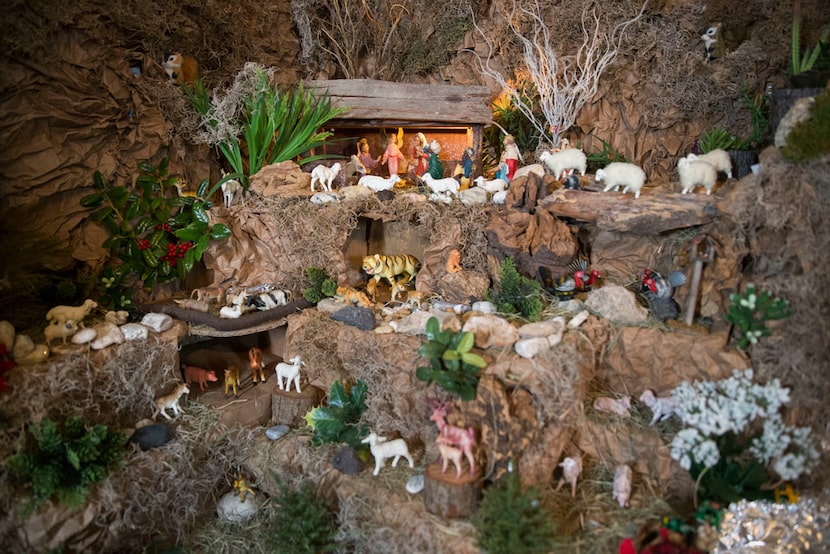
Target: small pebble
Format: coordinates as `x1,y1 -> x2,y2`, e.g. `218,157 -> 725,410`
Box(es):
406,474 -> 425,494
265,425 -> 290,441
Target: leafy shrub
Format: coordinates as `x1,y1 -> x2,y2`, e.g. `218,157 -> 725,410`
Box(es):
781,87 -> 830,162
415,316 -> 485,401
583,137 -> 630,173
303,267 -> 338,304
473,463 -> 557,554
6,416 -> 127,512
698,128 -> 738,153
80,158 -> 231,304
485,258 -> 544,321
304,380 -> 368,453
266,478 -> 338,554
725,283 -> 790,350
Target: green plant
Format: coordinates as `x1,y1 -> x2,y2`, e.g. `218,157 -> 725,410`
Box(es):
473,463 -> 557,554
670,369 -> 818,505
791,0 -> 829,76
485,80 -> 544,166
485,258 -> 544,321
80,158 -> 231,297
185,63 -> 348,185
302,267 -> 338,304
781,87 -> 830,162
698,127 -> 738,153
6,416 -> 127,512
266,478 -> 338,554
583,137 -> 630,173
304,380 -> 369,452
415,317 -> 485,401
725,283 -> 790,350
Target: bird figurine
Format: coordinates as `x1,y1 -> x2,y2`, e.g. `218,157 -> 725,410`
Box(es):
641,269 -> 687,322
570,258 -> 601,292
562,174 -> 581,190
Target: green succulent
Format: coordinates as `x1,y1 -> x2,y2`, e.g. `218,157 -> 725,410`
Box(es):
415,317 -> 485,401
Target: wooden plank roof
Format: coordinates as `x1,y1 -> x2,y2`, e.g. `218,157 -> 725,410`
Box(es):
309,79 -> 493,126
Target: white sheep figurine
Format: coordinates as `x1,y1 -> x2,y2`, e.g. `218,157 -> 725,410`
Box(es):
539,149 -> 587,179
310,162 -> 342,192
473,176 -> 508,194
688,149 -> 732,179
556,455 -> 583,497
639,389 -> 681,425
361,431 -> 414,476
421,173 -> 460,197
613,465 -> 633,508
45,299 -> 97,327
221,178 -> 243,208
275,355 -> 305,393
677,156 -> 717,195
358,173 -> 400,192
595,162 -> 647,199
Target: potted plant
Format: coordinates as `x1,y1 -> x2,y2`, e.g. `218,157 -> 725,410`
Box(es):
770,0 -> 829,133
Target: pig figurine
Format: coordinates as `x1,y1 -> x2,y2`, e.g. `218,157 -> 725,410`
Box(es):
183,364 -> 218,392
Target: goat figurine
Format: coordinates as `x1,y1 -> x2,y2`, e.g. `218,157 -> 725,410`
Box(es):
361,431 -> 414,476
427,399 -> 476,476
275,355 -> 304,393
310,162 -> 341,192
639,389 -> 681,426
556,455 -> 583,497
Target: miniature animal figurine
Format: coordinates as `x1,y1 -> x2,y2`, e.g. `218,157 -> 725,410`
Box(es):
687,150 -> 733,179
491,190 -> 508,204
436,437 -> 465,479
358,173 -> 400,192
613,465 -> 633,508
592,396 -> 632,417
46,299 -> 98,327
556,455 -> 583,497
233,474 -> 256,503
539,149 -> 587,179
562,174 -> 582,190
641,268 -> 686,321
224,366 -> 241,399
247,290 -> 289,311
677,156 -> 717,195
152,383 -> 190,420
362,254 -> 420,296
219,293 -> 248,319
473,176 -> 508,194
639,389 -> 681,426
44,319 -> 78,345
173,298 -> 210,312
183,364 -> 218,392
446,249 -> 462,273
104,310 -> 129,325
249,347 -> 266,384
162,53 -> 199,85
427,399 -> 476,476
570,258 -> 601,292
190,283 -> 229,306
275,355 -> 304,393
404,290 -> 426,310
700,23 -> 723,61
221,177 -> 243,208
310,162 -> 342,192
335,286 -> 373,308
595,162 -> 647,199
361,431 -> 415,476
421,173 -> 460,198
538,266 -> 577,300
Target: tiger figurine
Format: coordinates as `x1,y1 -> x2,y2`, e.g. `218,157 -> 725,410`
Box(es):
362,254 -> 420,300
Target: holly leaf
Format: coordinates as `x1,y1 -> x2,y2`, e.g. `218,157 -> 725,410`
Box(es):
210,223 -> 231,240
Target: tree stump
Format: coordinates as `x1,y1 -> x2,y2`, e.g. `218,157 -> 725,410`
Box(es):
424,458 -> 482,518
271,386 -> 322,427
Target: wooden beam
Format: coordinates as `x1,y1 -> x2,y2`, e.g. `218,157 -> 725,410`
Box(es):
538,187 -> 720,234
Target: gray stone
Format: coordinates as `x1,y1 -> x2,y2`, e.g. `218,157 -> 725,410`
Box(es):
120,323 -> 149,341
332,446 -> 364,475
584,285 -> 649,325
462,314 -> 519,348
406,474 -> 425,494
315,297 -> 342,314
471,301 -> 497,314
517,317 -> 565,338
265,425 -> 290,441
130,423 -> 171,451
90,322 -> 125,350
514,337 -> 551,359
459,186 -> 488,205
391,310 -> 461,336
331,306 -> 376,331
71,328 -> 97,344
140,312 -> 173,333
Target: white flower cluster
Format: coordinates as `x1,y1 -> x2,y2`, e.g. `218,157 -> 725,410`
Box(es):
669,369 -> 819,480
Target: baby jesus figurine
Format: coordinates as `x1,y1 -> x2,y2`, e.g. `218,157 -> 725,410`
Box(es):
446,249 -> 462,273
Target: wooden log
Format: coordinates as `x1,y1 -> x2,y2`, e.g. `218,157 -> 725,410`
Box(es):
271,386 -> 322,427
424,459 -> 482,519
538,188 -> 720,234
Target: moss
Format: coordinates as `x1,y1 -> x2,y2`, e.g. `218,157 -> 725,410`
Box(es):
781,87 -> 830,162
